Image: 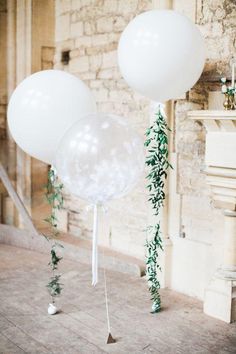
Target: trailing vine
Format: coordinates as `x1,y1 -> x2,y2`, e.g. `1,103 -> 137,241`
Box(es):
144,105 -> 172,313
44,167 -> 64,304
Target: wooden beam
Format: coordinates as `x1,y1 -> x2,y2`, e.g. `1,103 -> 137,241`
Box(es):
0,162 -> 38,235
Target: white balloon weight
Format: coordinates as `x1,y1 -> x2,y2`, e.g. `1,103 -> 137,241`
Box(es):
55,113 -> 144,204
8,70 -> 96,164
118,10 -> 206,102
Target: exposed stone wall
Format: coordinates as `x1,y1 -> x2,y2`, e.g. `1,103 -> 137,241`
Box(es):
198,0 -> 236,81
174,0 -> 236,241
54,0 -> 152,259
54,0 -> 236,297
170,0 -> 236,298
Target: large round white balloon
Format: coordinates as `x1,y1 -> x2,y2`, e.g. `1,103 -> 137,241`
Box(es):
8,70 -> 96,164
118,10 -> 206,102
55,113 -> 144,204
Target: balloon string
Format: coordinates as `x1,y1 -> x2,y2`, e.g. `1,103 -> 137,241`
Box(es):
103,250 -> 111,334
91,204 -> 113,337
92,204 -> 98,286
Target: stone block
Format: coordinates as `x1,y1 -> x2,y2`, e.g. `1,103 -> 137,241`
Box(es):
108,32 -> 120,42
69,56 -> 89,73
55,13 -> 70,42
71,0 -> 82,11
84,21 -> 96,35
98,68 -> 120,79
70,11 -> 77,23
204,276 -> 236,323
70,48 -> 85,58
78,71 -> 96,80
70,21 -> 83,38
56,0 -> 71,16
90,80 -> 104,89
102,50 -> 117,68
109,89 -> 132,102
92,88 -> 108,102
75,36 -> 92,48
91,34 -> 108,47
103,0 -> 118,12
97,16 -> 113,33
117,0 -> 138,13
89,54 -> 102,71
113,16 -> 127,32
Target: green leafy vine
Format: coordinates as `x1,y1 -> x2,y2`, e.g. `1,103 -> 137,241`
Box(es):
44,167 -> 64,304
145,106 -> 172,313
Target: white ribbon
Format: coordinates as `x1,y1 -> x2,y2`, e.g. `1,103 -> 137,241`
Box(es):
90,203 -> 108,286
89,204 -> 115,340
92,204 -> 98,286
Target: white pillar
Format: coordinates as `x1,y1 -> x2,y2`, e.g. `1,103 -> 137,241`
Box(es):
204,209 -> 236,323
188,111 -> 236,323
222,210 -> 236,276
6,0 -> 17,225
15,0 -> 32,225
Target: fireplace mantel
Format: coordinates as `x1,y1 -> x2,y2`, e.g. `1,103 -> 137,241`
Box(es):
188,110 -> 236,132
188,109 -> 236,323
189,110 -> 236,209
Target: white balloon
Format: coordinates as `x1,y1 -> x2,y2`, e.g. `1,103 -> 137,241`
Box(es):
55,113 -> 144,204
8,70 -> 96,164
118,10 -> 206,102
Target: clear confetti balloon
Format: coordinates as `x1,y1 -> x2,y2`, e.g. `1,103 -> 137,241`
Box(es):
55,113 -> 144,204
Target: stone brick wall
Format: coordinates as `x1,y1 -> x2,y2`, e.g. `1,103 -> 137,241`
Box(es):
170,0 -> 236,298
54,0 -> 236,297
54,0 -> 152,259
174,0 -> 236,244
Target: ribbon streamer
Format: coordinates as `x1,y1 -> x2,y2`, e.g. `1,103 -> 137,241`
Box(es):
90,204 -> 116,343
92,204 -> 98,286
103,256 -> 116,344
90,203 -> 108,286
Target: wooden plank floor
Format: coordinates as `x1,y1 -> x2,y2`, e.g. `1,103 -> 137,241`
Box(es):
0,244 -> 235,354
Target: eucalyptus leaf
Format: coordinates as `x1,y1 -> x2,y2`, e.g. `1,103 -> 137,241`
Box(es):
145,107 -> 171,313
45,167 -> 64,303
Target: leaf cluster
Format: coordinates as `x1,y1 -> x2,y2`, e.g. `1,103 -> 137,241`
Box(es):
145,108 -> 171,313
46,274 -> 63,300
48,248 -> 63,271
44,168 -> 64,303
45,168 -> 64,210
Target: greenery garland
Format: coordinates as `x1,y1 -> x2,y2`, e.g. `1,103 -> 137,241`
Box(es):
145,105 -> 171,313
44,167 -> 64,304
